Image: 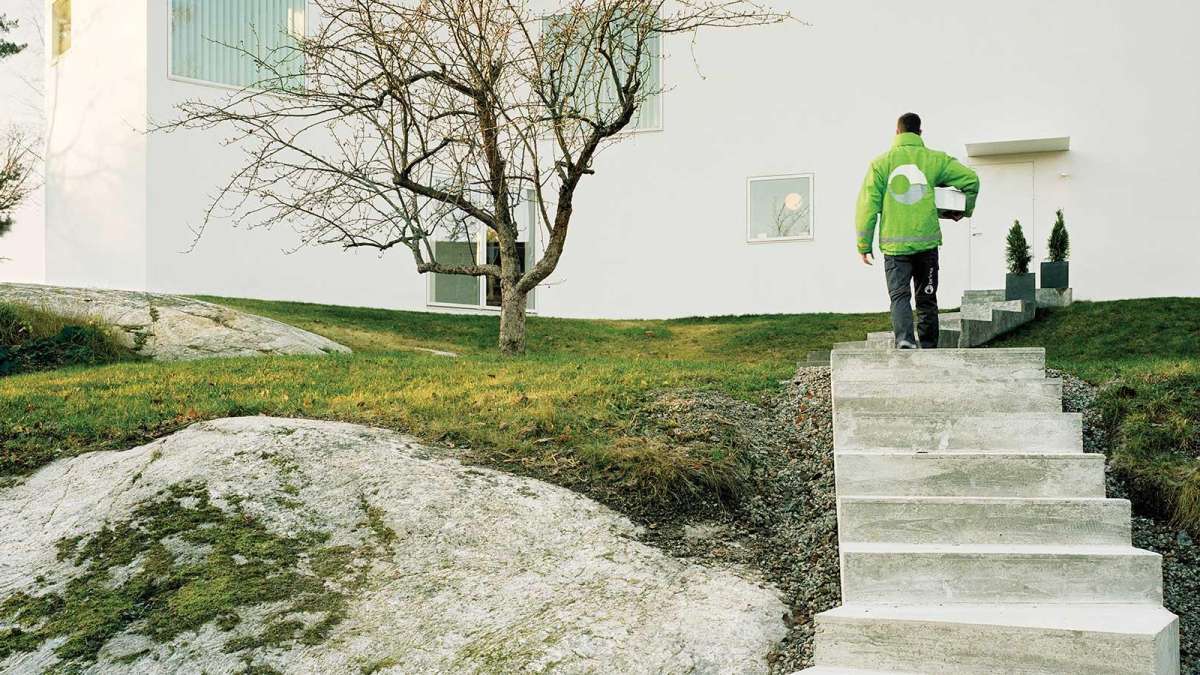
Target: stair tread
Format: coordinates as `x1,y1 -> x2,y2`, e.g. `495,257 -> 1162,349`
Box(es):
820,602 -> 1178,635
839,496 -> 1124,505
840,410 -> 1076,419
796,662 -> 907,667
841,542 -> 1158,557
835,451 -> 1099,459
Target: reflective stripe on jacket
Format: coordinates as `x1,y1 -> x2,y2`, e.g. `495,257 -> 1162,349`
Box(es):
855,133 -> 980,255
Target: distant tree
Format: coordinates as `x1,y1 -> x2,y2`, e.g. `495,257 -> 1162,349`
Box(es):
1047,209 -> 1069,262
0,14 -> 31,238
0,14 -> 25,58
165,0 -> 791,355
1005,220 -> 1031,274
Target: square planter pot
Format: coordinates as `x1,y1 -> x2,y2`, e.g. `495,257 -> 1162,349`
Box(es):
1041,261 -> 1070,289
1005,272 -> 1036,304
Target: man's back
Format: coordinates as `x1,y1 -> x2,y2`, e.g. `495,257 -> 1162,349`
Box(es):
856,132 -> 980,256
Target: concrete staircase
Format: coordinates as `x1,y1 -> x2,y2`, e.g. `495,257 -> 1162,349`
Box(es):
803,290 -> 1037,367
797,344 -> 1180,674
938,290 -> 1037,348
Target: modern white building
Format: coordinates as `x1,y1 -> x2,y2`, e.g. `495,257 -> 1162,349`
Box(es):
16,0 -> 1200,318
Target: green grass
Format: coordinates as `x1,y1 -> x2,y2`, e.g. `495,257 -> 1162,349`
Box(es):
0,302 -> 135,376
993,298 -> 1200,533
0,297 -> 890,514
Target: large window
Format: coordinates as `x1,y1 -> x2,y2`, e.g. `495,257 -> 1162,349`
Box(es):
51,0 -> 71,60
429,193 -> 538,310
542,14 -> 662,132
747,174 -> 815,243
169,0 -> 306,89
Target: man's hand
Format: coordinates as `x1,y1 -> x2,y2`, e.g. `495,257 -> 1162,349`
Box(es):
860,252 -> 874,266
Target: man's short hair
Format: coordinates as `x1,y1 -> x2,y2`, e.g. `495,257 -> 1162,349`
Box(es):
898,112 -> 922,134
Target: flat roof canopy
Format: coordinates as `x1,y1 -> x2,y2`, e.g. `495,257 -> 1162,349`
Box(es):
965,136 -> 1071,157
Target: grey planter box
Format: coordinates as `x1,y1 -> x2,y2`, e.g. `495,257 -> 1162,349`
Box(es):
1041,261 -> 1070,289
1006,272 -> 1036,304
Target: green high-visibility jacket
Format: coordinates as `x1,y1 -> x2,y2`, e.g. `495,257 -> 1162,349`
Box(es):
855,132 -> 980,255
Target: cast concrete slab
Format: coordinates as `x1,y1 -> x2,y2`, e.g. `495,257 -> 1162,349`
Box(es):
833,411 -> 1082,453
831,347 -> 1045,382
832,379 -> 1063,413
840,543 -> 1163,605
834,452 -> 1106,498
838,496 -> 1131,545
814,603 -> 1179,674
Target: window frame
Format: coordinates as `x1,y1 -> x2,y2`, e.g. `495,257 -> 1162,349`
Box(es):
50,0 -> 71,63
745,172 -> 816,244
538,12 -> 664,136
165,0 -> 309,92
426,193 -> 540,313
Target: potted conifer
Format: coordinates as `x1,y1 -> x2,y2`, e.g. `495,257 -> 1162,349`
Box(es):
1005,219 -> 1036,304
1041,209 -> 1070,289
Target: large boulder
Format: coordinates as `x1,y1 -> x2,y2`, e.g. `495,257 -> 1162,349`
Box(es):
0,417 -> 787,673
0,283 -> 349,360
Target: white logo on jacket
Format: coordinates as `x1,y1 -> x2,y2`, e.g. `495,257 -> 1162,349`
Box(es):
887,164 -> 930,205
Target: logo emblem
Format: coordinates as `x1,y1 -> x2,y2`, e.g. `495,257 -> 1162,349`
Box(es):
888,164 -> 930,205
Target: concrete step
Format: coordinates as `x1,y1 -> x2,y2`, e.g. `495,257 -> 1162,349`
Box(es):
796,662 -> 907,667
833,379 -> 1063,414
936,323 -> 961,348
838,496 -> 1131,545
963,289 -> 1007,303
835,338 -> 892,348
834,452 -> 1105,498
834,411 -> 1082,453
962,299 -> 1025,321
866,331 -> 895,349
813,603 -> 1180,674
831,347 -> 1045,382
841,543 -> 1163,605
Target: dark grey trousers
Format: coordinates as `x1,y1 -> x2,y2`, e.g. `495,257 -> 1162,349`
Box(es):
883,248 -> 940,349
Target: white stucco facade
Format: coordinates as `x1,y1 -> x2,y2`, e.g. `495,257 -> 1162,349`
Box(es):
16,0 -> 1200,318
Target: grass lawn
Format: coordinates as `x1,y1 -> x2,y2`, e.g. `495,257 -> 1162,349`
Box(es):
992,298 -> 1200,533
4,295 -> 1195,529
0,297 -> 890,515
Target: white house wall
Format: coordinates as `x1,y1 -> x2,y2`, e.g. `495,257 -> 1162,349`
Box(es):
0,0 -> 46,284
43,0 -> 149,290
47,0 -> 1200,317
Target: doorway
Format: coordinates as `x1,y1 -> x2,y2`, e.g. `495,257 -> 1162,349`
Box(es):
968,162 -> 1034,290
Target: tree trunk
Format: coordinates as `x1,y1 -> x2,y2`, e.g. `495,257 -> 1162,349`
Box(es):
498,280 -> 527,355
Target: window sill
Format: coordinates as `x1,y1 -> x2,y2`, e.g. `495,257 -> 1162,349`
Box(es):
426,301 -> 538,315
746,236 -> 815,244
165,74 -> 309,99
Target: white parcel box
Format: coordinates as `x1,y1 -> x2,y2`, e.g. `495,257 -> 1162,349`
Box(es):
935,187 -> 967,218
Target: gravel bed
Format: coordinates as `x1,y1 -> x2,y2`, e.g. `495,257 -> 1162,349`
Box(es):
636,366 -> 840,672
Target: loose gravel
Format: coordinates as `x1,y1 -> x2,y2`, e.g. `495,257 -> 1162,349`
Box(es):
635,366 -> 840,672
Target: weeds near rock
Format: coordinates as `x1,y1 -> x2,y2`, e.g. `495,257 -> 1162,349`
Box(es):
0,481 -> 392,668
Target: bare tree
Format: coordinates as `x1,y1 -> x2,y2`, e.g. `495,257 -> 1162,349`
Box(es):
165,0 -> 790,354
0,14 -> 32,240
0,131 -> 33,238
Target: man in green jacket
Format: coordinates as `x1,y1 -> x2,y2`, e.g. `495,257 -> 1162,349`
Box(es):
856,112 -> 980,349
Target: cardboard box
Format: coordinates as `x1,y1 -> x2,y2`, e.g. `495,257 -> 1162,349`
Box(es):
935,187 -> 967,219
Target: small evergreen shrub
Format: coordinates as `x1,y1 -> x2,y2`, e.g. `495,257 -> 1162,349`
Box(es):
1005,220 -> 1032,274
0,302 -> 133,376
1047,209 -> 1070,262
